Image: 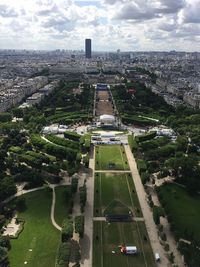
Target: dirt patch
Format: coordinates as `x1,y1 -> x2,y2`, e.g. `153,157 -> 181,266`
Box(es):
96,91 -> 114,116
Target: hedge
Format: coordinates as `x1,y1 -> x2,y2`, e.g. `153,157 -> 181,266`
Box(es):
30,134 -> 77,161
79,183 -> 87,213
137,131 -> 157,143
46,134 -> 79,150
128,135 -> 138,152
121,115 -> 155,126
64,131 -> 81,141
55,242 -> 71,267
61,219 -> 73,242
136,159 -> 147,174
75,215 -> 84,238
153,205 -> 165,225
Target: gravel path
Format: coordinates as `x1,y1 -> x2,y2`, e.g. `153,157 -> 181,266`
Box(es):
80,147 -> 95,267
50,185 -> 62,231
124,145 -> 170,266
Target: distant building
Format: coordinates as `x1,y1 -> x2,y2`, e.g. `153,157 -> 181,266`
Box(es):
85,39 -> 92,59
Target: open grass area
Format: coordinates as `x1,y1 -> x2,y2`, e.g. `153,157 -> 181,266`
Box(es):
54,185 -> 71,226
158,183 -> 200,243
93,221 -> 156,267
94,173 -> 141,217
95,145 -> 129,170
8,189 -> 60,267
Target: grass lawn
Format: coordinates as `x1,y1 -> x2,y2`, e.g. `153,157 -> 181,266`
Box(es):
94,173 -> 141,217
158,183 -> 200,243
93,221 -> 156,267
54,185 -> 71,226
95,145 -> 129,170
8,189 -> 60,267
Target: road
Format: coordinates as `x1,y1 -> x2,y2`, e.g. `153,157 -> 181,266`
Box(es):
124,145 -> 170,267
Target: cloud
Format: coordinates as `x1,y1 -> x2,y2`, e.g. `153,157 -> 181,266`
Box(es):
0,4 -> 18,17
158,0 -> 186,14
181,0 -> 200,23
112,1 -> 158,21
0,0 -> 199,51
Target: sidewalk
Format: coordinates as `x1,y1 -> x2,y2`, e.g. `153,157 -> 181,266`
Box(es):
124,145 -> 170,267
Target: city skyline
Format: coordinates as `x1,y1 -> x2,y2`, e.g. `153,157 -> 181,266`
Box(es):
0,0 -> 199,52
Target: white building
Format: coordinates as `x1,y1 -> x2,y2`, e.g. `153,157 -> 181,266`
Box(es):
99,114 -> 115,125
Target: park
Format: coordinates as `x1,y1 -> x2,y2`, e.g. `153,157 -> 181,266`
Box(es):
95,145 -> 129,170
7,184 -> 79,267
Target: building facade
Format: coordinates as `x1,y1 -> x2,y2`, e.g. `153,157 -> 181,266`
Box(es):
85,39 -> 92,59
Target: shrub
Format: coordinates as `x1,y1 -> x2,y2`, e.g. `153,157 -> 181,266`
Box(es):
137,131 -> 157,143
75,215 -> 84,238
153,205 -> 165,225
55,242 -> 71,267
79,183 -> 87,213
61,219 -> 73,242
46,134 -> 79,151
71,177 -> 78,194
64,131 -> 81,141
136,159 -> 147,174
83,154 -> 90,168
0,236 -> 11,250
141,172 -> 150,184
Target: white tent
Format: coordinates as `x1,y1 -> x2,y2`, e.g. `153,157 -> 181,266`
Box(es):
100,114 -> 115,124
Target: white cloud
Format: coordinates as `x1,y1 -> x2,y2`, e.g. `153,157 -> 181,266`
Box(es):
0,0 -> 199,51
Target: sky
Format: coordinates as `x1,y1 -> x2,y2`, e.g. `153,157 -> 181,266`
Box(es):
0,0 -> 199,51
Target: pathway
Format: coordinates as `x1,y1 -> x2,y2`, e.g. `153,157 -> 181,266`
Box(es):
2,186 -> 45,204
124,145 -> 170,266
50,185 -> 62,231
79,147 -> 95,267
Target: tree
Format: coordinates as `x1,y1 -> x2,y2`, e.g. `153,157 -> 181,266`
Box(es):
83,154 -> 89,168
0,237 -> 11,250
75,216 -> 84,238
153,205 -> 165,225
0,176 -> 17,202
0,246 -> 9,266
61,219 -> 73,242
79,183 -> 87,213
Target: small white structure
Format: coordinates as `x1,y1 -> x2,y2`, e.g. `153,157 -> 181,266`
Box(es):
120,245 -> 138,254
99,114 -> 115,125
155,252 -> 160,261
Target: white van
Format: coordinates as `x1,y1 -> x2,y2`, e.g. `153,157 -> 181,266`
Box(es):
155,253 -> 160,262
126,246 -> 137,254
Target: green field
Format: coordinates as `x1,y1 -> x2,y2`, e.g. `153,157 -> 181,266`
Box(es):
54,185 -> 71,226
9,189 -> 60,267
95,145 -> 129,170
94,173 -> 141,217
158,183 -> 200,242
93,221 -> 156,267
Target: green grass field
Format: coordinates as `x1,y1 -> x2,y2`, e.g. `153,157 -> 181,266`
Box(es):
94,173 -> 141,217
93,221 -> 156,267
9,189 -> 60,267
95,145 -> 129,170
54,185 -> 71,226
158,183 -> 200,242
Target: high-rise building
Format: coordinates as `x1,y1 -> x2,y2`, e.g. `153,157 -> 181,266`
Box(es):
85,39 -> 92,59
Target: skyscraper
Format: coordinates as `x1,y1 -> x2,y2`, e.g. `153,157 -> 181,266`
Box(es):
85,39 -> 92,59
